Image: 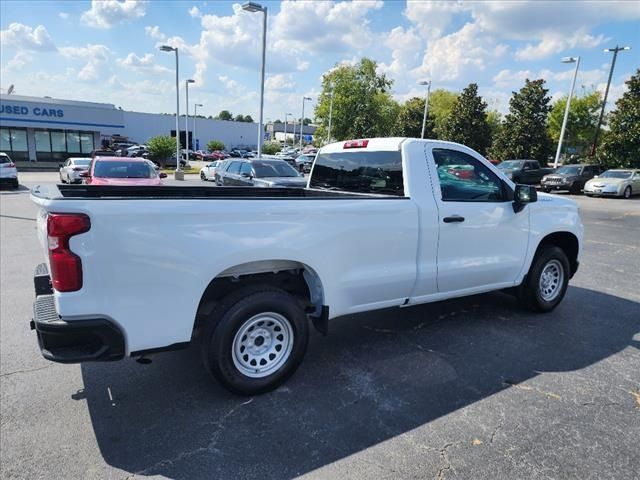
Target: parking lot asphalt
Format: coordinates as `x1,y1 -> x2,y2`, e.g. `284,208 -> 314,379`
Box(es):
1,173 -> 639,480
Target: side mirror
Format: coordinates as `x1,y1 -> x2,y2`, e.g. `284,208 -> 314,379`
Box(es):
79,171 -> 90,178
513,184 -> 537,213
594,175 -> 599,178
159,172 -> 168,178
241,172 -> 250,178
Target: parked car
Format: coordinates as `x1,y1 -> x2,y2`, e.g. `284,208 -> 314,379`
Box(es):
0,152 -> 19,189
497,159 -> 555,184
59,157 -> 91,184
295,153 -> 316,173
584,169 -> 640,199
540,164 -> 604,194
194,150 -> 213,161
217,158 -> 307,188
81,157 -> 167,186
157,155 -> 188,168
200,160 -> 224,181
91,149 -> 115,158
229,149 -> 251,158
29,137 -> 583,395
126,145 -> 148,158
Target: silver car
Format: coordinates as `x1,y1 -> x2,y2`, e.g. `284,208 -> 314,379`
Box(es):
59,157 -> 92,184
584,169 -> 640,199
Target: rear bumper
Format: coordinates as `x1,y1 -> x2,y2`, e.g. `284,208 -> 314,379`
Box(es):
32,264 -> 125,363
0,176 -> 19,184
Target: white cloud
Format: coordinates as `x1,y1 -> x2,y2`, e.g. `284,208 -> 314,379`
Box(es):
59,44 -> 111,82
58,12 -> 70,20
515,31 -> 607,61
189,6 -> 201,18
296,60 -> 310,72
404,1 -> 468,39
4,52 -> 33,72
108,75 -> 172,96
144,25 -> 166,41
118,52 -> 171,74
81,0 -> 147,29
265,74 -> 295,92
0,23 -> 56,51
413,23 -> 508,82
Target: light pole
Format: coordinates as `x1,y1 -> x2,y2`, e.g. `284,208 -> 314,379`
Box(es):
553,57 -> 580,168
327,83 -> 334,144
242,1 -> 267,157
185,79 -> 195,158
284,112 -> 292,145
419,80 -> 431,139
591,45 -> 631,157
300,96 -> 311,150
159,45 -> 181,178
194,103 -> 203,151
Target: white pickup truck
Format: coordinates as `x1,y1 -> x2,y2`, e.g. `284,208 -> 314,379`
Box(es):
30,138 -> 583,395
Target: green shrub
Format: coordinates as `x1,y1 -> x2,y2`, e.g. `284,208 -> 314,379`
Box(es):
261,141 -> 281,155
207,140 -> 225,151
147,135 -> 178,167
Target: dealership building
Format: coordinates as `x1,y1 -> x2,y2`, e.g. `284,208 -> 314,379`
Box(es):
0,94 -> 259,163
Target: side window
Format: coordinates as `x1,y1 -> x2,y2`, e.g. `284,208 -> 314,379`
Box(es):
228,161 -> 241,174
240,163 -> 252,176
582,166 -> 592,176
432,148 -> 505,202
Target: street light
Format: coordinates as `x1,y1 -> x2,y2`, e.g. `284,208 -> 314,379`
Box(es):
185,79 -> 195,159
591,45 -> 631,157
553,56 -> 580,168
300,96 -> 311,150
159,45 -> 182,178
419,80 -> 431,139
194,103 -> 203,151
242,1 -> 267,157
284,112 -> 292,145
327,83 -> 335,144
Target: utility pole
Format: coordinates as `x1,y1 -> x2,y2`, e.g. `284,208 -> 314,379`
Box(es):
590,45 -> 631,157
554,57 -> 580,168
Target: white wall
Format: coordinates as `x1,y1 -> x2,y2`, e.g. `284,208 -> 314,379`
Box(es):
122,111 -> 259,149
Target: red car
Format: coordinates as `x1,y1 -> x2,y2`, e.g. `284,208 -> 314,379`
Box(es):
81,157 -> 167,186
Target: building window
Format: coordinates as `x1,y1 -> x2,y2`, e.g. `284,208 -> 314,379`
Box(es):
51,131 -> 67,152
0,129 -> 10,151
35,130 -> 52,152
0,128 -> 29,161
66,131 -> 81,153
11,129 -> 28,152
80,132 -> 94,153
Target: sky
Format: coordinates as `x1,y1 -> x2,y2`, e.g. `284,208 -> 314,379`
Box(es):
1,0 -> 638,122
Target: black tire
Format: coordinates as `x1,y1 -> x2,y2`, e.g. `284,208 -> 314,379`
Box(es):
59,174 -> 66,184
11,179 -> 19,190
200,285 -> 309,395
622,186 -> 632,199
569,183 -> 581,195
517,245 -> 570,313
542,187 -> 551,193
200,172 -> 206,181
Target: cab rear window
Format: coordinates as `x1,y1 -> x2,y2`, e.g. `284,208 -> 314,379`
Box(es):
310,151 -> 404,196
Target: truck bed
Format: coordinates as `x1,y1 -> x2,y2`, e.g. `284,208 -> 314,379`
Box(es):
32,184 -> 400,200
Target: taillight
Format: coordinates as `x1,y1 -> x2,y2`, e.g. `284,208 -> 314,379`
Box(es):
47,214 -> 91,292
7,162 -> 15,167
343,139 -> 369,149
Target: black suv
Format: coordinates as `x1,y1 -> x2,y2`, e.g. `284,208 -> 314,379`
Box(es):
541,164 -> 604,194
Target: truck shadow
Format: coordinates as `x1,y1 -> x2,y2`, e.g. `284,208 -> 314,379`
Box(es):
80,286 -> 639,479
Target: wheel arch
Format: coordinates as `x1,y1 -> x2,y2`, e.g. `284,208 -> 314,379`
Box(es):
534,231 -> 580,277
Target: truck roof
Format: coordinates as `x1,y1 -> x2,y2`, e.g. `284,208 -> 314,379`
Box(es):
318,137 -> 476,154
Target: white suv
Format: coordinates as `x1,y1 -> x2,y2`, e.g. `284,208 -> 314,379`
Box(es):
0,153 -> 19,189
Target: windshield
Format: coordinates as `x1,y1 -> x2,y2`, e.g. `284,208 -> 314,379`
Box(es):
556,166 -> 581,175
0,154 -> 13,164
600,170 -> 632,179
498,160 -> 524,169
71,159 -> 91,166
94,161 -> 157,178
253,161 -> 300,178
310,151 -> 404,196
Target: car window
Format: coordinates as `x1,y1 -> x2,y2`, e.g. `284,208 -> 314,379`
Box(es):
253,161 -> 299,178
93,161 -> 156,178
310,151 -> 404,196
582,166 -> 591,175
432,148 -> 505,202
240,163 -> 253,176
227,161 -> 241,174
0,154 -> 13,164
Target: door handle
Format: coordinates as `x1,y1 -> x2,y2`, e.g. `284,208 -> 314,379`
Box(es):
443,215 -> 465,223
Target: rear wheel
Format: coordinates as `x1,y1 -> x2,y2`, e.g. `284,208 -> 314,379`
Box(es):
517,245 -> 570,313
569,183 -> 581,195
11,179 -> 19,189
200,285 -> 309,395
622,186 -> 632,199
200,171 -> 207,181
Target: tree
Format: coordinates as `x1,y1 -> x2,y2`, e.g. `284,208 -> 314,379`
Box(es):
392,97 -> 435,138
547,91 -> 601,158
490,79 -> 553,163
313,58 -> 398,142
234,114 -> 245,122
261,141 -> 281,155
207,140 -> 225,151
274,119 -> 282,124
147,135 -> 178,167
599,69 -> 640,168
244,115 -> 254,123
441,83 -> 492,155
216,110 -> 233,121
429,89 -> 459,138
303,118 -> 312,126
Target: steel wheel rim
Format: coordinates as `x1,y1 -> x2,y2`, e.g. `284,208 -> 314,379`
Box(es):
232,312 -> 294,378
539,259 -> 564,301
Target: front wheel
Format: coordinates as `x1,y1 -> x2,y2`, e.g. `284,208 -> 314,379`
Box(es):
200,172 -> 207,181
200,286 -> 309,395
622,186 -> 632,199
517,245 -> 570,313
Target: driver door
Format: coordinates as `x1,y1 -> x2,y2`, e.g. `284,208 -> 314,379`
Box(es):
428,146 -> 530,293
